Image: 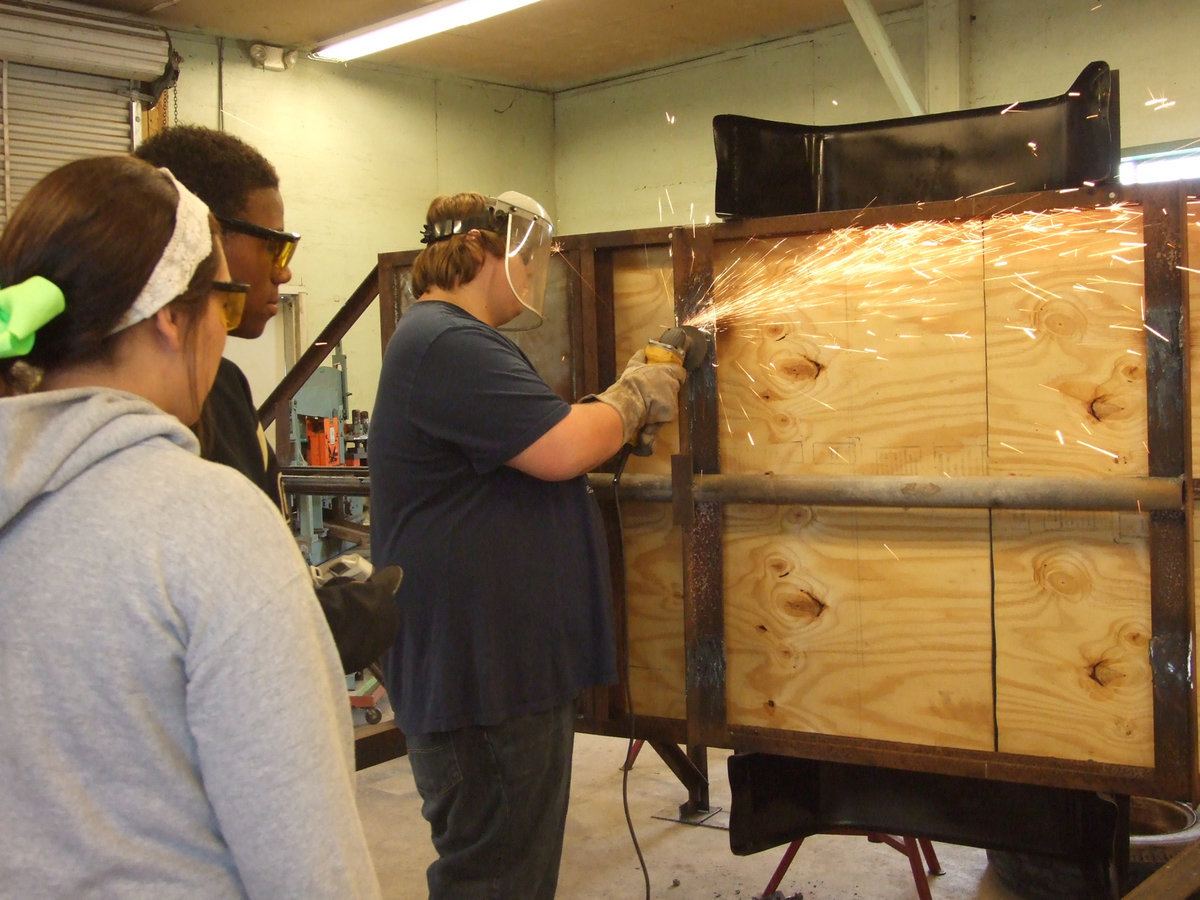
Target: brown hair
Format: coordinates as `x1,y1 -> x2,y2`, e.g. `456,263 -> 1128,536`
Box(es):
411,192 -> 506,298
0,156 -> 220,395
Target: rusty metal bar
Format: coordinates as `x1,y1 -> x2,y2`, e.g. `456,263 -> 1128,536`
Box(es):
711,184 -> 1129,244
585,473 -> 1183,511
726,723 -> 1158,797
258,265 -> 380,429
674,224 -> 724,813
324,521 -> 370,544
1123,833 -> 1200,899
281,469 -> 1183,513
1141,184 -> 1196,800
281,466 -> 371,496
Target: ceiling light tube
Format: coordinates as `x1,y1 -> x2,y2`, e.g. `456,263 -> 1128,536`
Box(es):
312,0 -> 544,62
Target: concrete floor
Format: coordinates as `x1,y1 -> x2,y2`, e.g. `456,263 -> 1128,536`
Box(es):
354,704 -> 1024,899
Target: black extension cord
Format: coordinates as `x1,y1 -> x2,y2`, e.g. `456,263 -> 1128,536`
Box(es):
612,442 -> 652,900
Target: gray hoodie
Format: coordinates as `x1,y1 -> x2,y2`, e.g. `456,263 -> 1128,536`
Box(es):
0,388 -> 380,898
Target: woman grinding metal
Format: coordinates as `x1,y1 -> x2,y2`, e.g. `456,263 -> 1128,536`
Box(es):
370,191 -> 687,898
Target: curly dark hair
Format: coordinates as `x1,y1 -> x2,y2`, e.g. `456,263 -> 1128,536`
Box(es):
134,125 -> 279,219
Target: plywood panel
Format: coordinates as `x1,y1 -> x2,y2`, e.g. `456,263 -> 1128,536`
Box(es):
713,223 -> 991,477
984,207 -> 1149,477
611,245 -> 686,719
724,504 -> 994,749
993,510 -> 1153,766
602,201 -> 1171,772
622,501 -> 686,719
613,245 -> 678,475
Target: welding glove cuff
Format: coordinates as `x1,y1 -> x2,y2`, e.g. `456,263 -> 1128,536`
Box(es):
586,350 -> 687,446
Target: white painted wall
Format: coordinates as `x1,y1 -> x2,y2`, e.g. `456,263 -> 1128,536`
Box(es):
169,35 -> 554,415
554,0 -> 1200,234
554,9 -> 928,235
165,0 -> 1199,409
969,0 -> 1197,151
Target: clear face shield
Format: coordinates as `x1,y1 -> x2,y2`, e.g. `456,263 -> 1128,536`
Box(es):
491,191 -> 553,331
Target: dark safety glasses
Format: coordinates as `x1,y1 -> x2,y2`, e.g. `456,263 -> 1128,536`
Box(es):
215,214 -> 301,271
212,280 -> 249,332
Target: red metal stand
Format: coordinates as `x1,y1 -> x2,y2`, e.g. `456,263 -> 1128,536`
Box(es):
761,830 -> 943,899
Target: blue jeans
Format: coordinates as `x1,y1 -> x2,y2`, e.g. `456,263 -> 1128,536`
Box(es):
406,702 -> 576,900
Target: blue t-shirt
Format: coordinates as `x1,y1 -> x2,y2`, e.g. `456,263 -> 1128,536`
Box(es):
370,301 -> 617,734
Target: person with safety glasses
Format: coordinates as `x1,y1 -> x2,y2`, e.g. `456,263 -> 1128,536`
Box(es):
135,127 -> 400,675
0,155 -> 380,897
370,191 -> 688,899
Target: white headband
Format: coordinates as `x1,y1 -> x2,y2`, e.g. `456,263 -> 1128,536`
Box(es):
109,168 -> 213,334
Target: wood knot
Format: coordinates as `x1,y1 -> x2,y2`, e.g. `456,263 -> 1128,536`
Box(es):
765,556 -> 793,578
1086,657 -> 1124,688
1088,393 -> 1124,421
1034,555 -> 1092,600
775,585 -> 826,623
777,355 -> 823,382
1036,300 -> 1087,341
762,323 -> 790,342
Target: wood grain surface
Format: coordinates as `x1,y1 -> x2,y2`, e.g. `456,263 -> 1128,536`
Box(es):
609,206 -> 1161,764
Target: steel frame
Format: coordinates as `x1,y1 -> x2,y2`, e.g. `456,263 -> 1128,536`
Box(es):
271,182 -> 1196,798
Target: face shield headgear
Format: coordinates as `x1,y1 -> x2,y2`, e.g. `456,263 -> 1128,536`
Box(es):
490,191 -> 553,330
422,191 -> 553,330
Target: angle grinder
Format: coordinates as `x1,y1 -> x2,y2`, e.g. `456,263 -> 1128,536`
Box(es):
632,324 -> 709,455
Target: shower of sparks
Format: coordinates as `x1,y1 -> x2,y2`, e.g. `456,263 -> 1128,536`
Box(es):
967,182 -> 1016,198
1144,322 -> 1171,343
1145,91 -> 1176,112
685,203 -> 1156,468
883,543 -> 900,560
684,205 -> 1148,340
1077,439 -> 1119,460
665,111 -> 676,124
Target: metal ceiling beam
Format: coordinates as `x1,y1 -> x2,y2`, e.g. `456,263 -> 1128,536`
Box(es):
925,0 -> 969,112
842,0 -> 924,116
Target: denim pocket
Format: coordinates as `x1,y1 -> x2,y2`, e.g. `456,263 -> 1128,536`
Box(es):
407,735 -> 464,800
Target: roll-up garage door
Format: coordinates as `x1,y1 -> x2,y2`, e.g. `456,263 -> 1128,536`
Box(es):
0,1 -> 173,227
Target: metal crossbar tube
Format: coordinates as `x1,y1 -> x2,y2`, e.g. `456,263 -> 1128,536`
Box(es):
589,473 -> 1184,511
281,468 -> 1183,512
281,467 -> 371,496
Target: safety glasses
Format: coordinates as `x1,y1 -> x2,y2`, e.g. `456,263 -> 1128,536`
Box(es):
215,214 -> 301,271
212,280 -> 249,332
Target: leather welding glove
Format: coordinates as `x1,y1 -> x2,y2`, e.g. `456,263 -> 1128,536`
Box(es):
316,565 -> 403,674
587,350 -> 687,450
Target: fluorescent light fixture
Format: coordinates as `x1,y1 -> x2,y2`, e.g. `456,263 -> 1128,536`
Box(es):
1119,148 -> 1200,185
312,0 -> 544,62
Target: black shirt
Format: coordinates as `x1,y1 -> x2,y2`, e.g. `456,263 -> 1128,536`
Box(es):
370,302 -> 618,734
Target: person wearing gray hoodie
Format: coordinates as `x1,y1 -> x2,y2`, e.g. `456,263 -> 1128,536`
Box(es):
0,156 -> 380,898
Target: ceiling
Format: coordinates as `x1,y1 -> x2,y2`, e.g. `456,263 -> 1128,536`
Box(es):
68,0 -> 916,92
